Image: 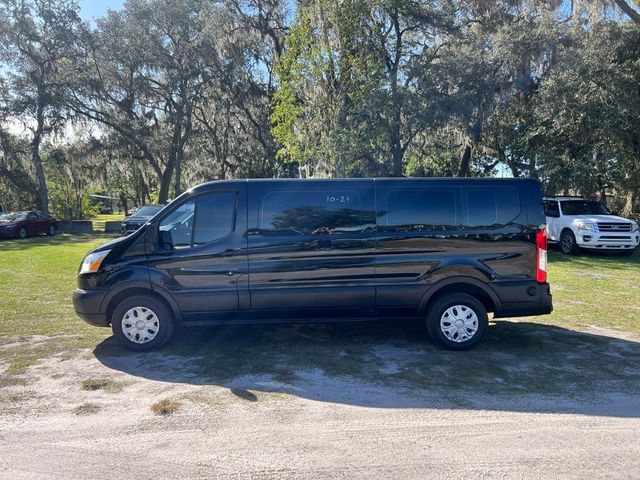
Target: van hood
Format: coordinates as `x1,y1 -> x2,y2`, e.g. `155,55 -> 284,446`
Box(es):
90,225 -> 146,254
90,235 -> 131,253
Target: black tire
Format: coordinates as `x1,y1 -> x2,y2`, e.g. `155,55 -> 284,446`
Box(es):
18,227 -> 27,239
426,293 -> 489,351
111,294 -> 175,351
47,224 -> 56,236
559,229 -> 580,255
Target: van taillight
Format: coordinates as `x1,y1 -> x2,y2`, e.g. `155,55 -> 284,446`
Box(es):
536,226 -> 548,283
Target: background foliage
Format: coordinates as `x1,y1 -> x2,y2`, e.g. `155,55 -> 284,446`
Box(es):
1,0 -> 639,216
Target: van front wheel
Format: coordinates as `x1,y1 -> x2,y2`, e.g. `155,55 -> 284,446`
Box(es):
111,294 -> 175,351
426,293 -> 488,350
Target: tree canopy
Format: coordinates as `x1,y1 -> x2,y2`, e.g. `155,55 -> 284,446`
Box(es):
1,0 -> 639,217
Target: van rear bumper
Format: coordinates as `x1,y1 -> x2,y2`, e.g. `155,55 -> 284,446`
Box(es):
72,288 -> 109,327
492,281 -> 553,318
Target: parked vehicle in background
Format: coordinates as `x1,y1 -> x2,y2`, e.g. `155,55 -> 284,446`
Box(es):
544,196 -> 639,255
120,205 -> 163,234
0,211 -> 58,239
74,178 -> 552,352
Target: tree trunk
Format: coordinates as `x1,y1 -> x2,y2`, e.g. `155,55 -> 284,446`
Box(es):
32,97 -> 49,213
158,162 -> 174,204
391,143 -> 403,177
613,0 -> 640,23
457,142 -> 472,177
173,148 -> 182,199
622,190 -> 637,217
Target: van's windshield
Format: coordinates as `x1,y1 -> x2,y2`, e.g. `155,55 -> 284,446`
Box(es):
560,200 -> 610,215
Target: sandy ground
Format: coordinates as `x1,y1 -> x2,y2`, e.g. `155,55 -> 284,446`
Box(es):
1,323 -> 639,479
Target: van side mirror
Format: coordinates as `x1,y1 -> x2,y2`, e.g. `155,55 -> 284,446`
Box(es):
159,229 -> 173,249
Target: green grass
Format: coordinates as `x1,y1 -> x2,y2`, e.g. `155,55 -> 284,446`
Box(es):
0,234 -> 114,372
545,249 -> 640,333
92,213 -> 125,232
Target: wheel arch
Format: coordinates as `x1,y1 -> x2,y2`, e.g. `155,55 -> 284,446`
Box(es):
104,286 -> 181,326
418,276 -> 501,317
560,227 -> 575,238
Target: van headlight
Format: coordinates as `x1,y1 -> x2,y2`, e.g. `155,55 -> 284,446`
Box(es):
632,221 -> 639,233
576,222 -> 595,231
79,250 -> 110,274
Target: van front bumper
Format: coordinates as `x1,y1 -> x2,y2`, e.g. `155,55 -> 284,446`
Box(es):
72,288 -> 109,327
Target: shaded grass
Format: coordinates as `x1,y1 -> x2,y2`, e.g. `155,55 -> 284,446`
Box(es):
80,377 -> 127,392
151,398 -> 181,415
73,402 -> 102,415
95,320 -> 640,402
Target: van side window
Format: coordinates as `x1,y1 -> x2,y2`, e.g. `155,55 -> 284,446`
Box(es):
159,192 -> 235,248
193,192 -> 235,244
379,189 -> 458,231
260,190 -> 374,235
465,187 -> 520,227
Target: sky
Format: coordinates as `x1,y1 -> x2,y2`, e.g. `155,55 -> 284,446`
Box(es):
78,0 -> 124,21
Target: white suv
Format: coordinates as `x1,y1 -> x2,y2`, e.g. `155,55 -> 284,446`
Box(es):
543,196 -> 639,255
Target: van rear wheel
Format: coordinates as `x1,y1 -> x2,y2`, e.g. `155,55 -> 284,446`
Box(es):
111,294 -> 175,351
426,293 -> 488,350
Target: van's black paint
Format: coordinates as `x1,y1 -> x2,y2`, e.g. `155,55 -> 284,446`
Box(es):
73,178 -> 552,330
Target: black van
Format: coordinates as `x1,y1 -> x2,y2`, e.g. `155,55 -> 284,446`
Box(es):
73,178 -> 552,351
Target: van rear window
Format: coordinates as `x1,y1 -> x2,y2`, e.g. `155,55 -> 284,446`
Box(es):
465,188 -> 520,228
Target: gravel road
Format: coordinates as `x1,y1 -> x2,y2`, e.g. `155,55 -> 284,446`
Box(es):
1,321 -> 639,479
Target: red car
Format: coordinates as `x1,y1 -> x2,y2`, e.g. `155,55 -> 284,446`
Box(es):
0,211 -> 58,239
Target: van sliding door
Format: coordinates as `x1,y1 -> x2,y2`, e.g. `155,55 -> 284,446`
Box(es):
247,180 -> 376,317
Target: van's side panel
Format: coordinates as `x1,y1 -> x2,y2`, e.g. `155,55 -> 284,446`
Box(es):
374,178 -> 539,316
246,179 -> 376,316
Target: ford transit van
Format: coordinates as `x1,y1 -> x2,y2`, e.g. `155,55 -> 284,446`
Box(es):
73,178 -> 552,351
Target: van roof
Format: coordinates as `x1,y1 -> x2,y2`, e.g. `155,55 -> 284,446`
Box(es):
185,177 -> 541,197
194,176 -> 537,186
543,196 -> 586,200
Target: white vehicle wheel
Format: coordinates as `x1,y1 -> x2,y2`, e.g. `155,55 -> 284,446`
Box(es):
121,306 -> 160,344
426,293 -> 488,350
440,305 -> 479,343
111,294 -> 175,351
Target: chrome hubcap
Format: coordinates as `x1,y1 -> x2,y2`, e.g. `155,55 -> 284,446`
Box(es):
121,306 -> 159,344
440,305 -> 479,343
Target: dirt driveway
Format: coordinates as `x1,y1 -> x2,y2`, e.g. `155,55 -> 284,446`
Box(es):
1,320 -> 639,479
